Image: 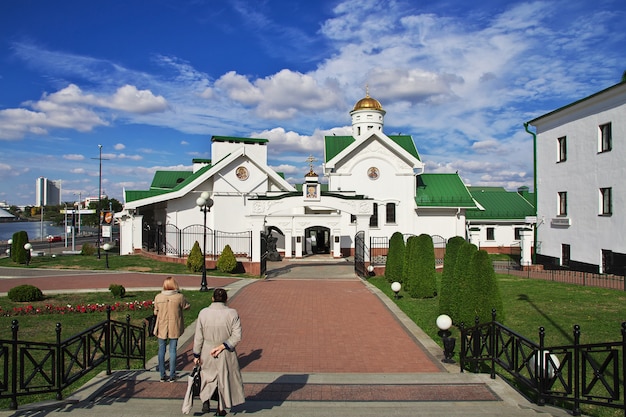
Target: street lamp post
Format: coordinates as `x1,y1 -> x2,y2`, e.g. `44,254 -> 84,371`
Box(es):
97,144 -> 102,259
24,243 -> 32,266
436,314 -> 456,363
195,191 -> 214,292
6,239 -> 12,258
103,243 -> 111,269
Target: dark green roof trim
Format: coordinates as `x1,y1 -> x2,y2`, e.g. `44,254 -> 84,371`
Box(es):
192,158 -> 211,164
250,191 -> 369,201
528,81 -> 626,124
324,134 -> 420,162
212,135 -> 268,144
415,173 -> 476,207
466,186 -> 536,220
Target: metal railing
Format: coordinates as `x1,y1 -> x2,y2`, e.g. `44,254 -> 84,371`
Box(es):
0,307 -> 146,410
460,311 -> 626,416
495,266 -> 626,291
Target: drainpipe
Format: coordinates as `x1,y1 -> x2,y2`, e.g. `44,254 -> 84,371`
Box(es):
524,122 -> 538,264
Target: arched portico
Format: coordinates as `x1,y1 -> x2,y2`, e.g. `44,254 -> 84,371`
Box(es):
246,194 -> 373,262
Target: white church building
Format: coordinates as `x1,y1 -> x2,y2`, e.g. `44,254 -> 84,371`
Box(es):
117,93 -> 485,276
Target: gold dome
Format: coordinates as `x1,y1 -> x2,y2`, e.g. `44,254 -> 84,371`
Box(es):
352,93 -> 383,111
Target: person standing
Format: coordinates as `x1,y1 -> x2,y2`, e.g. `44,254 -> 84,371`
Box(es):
193,288 -> 245,416
154,276 -> 190,382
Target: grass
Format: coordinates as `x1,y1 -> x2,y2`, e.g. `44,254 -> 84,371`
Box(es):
368,274 -> 626,417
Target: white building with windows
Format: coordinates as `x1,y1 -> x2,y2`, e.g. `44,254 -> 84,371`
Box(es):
117,93 -> 481,275
35,177 -> 62,207
527,81 -> 626,274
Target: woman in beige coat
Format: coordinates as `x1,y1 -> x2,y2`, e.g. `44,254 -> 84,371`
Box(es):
154,277 -> 190,382
193,288 -> 245,416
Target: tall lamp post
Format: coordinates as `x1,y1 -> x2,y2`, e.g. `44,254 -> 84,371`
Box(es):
195,191 -> 214,292
97,144 -> 102,259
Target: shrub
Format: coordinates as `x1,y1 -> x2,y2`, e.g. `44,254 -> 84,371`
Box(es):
439,236 -> 465,316
11,231 -> 30,264
385,232 -> 405,283
216,244 -> 237,273
187,241 -> 204,272
468,249 -> 505,324
402,235 -> 419,295
453,242 -> 478,326
109,284 -> 126,298
81,243 -> 96,256
411,234 -> 437,298
8,284 -> 44,302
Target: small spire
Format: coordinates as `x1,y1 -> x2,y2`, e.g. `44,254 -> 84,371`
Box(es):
365,84 -> 370,98
305,155 -> 318,175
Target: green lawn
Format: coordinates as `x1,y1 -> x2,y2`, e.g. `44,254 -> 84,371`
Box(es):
368,274 -> 626,417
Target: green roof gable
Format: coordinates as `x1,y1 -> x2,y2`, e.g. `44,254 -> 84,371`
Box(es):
415,173 -> 476,208
150,171 -> 194,190
212,135 -> 268,144
324,134 -> 420,162
125,164 -> 212,203
466,187 -> 536,220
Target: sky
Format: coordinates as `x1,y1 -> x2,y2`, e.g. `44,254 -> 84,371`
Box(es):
1,0 -> 625,207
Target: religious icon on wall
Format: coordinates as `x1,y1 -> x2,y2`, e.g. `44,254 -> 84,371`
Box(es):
367,167 -> 380,180
236,166 -> 249,180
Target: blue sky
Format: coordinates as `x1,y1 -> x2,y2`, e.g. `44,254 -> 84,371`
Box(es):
1,0 -> 624,207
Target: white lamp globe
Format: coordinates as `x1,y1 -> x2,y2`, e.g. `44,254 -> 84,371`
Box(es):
103,243 -> 111,251
24,243 -> 32,251
391,282 -> 401,293
200,191 -> 210,201
436,314 -> 452,331
7,239 -> 12,245
196,197 -> 206,207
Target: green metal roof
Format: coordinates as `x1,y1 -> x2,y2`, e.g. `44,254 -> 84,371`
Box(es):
150,171 -> 194,189
415,173 -> 476,208
324,135 -> 420,162
212,135 -> 269,144
125,164 -> 212,203
466,186 -> 536,220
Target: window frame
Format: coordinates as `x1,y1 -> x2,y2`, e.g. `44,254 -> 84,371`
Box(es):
385,203 -> 396,224
600,187 -> 612,216
599,122 -> 612,153
486,227 -> 495,241
558,191 -> 568,216
557,136 -> 567,162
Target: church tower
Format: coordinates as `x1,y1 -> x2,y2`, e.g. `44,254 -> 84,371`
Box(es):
350,89 -> 385,139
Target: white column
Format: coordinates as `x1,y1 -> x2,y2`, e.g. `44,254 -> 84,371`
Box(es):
295,231 -> 303,258
250,218 -> 265,263
520,228 -> 533,266
332,231 -> 341,258
284,230 -> 293,258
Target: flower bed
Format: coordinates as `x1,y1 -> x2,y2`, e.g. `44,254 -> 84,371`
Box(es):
1,300 -> 154,316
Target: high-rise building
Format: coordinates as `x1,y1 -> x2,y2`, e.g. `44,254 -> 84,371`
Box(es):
35,177 -> 62,207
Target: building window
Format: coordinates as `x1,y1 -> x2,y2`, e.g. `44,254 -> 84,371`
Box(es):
369,203 -> 378,228
600,187 -> 612,215
486,227 -> 495,241
350,214 -> 356,224
558,192 -> 567,216
561,244 -> 570,267
599,123 -> 612,152
514,227 -> 522,240
557,136 -> 567,162
385,203 -> 396,224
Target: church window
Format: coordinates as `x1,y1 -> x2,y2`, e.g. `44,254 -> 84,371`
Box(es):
600,187 -> 612,215
385,203 -> 396,224
558,192 -> 567,216
557,136 -> 567,162
369,203 -> 378,228
599,123 -> 612,152
486,227 -> 495,241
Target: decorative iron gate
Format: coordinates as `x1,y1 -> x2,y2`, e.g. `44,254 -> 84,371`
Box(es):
260,233 -> 268,276
354,230 -> 368,277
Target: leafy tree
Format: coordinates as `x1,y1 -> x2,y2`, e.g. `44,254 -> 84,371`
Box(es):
469,249 -> 504,324
410,234 -> 437,298
187,241 -> 204,272
385,232 -> 405,283
216,244 -> 237,273
451,241 -> 477,326
439,236 -> 465,316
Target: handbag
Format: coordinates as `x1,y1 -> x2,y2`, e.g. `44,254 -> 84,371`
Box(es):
191,365 -> 201,396
145,314 -> 157,337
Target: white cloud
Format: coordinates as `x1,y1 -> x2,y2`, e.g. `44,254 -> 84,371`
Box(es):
114,143 -> 126,150
63,154 -> 85,161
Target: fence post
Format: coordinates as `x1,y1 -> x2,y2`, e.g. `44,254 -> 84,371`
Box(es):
490,309 -> 497,380
537,326 -> 546,406
106,306 -> 112,375
55,323 -> 63,401
572,324 -> 581,416
9,320 -> 18,410
126,314 -> 131,369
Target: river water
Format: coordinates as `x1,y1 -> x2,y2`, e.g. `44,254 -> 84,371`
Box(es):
0,222 -> 96,242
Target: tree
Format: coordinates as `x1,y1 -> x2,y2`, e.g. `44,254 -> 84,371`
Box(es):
216,244 -> 237,273
410,234 -> 437,298
439,236 -> 465,316
451,241 -> 477,326
11,231 -> 30,264
187,241 -> 204,272
402,236 -> 419,296
470,249 -> 505,324
385,232 -> 405,283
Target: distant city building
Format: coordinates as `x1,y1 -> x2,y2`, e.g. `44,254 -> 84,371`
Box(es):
528,80 -> 626,274
35,177 -> 62,207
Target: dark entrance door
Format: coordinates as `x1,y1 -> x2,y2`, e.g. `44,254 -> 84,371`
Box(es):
354,230 -> 367,277
304,226 -> 330,254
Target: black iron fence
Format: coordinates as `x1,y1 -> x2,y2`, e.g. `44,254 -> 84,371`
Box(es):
460,311 -> 626,416
0,307 -> 146,410
144,223 -> 252,259
495,265 -> 626,291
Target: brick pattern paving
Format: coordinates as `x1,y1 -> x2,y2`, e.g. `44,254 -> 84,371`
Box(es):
229,279 -> 442,373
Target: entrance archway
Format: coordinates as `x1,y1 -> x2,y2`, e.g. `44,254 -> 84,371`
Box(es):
304,226 -> 331,254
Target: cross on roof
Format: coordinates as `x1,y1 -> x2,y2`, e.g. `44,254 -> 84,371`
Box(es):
306,155 -> 318,175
